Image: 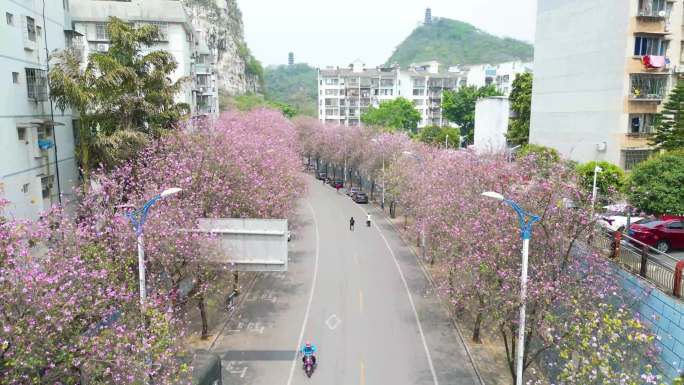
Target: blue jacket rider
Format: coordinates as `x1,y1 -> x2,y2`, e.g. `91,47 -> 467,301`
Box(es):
301,342 -> 317,365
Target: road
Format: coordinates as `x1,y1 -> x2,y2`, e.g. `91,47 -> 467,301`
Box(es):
211,176 -> 480,385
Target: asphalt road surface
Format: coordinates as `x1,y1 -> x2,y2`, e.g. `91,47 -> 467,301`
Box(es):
211,176 -> 480,385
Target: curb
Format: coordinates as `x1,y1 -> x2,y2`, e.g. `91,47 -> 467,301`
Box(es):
376,203 -> 487,385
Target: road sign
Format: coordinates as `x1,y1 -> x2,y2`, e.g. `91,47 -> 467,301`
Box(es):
197,218 -> 288,272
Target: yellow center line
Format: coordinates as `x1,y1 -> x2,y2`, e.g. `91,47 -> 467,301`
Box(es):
358,288 -> 364,313
360,360 -> 365,385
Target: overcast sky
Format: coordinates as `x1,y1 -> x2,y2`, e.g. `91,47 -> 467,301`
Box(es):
237,0 -> 538,68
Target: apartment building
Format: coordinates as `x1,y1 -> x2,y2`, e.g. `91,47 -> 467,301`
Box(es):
1,0 -> 79,220
318,60 -> 465,128
466,60 -> 533,96
70,0 -> 219,118
530,0 -> 683,170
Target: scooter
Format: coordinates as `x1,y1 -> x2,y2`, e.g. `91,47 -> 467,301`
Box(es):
303,355 -> 316,378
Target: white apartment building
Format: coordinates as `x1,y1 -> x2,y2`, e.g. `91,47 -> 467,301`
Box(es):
466,60 -> 533,96
530,0 -> 682,170
318,60 -> 465,128
70,0 -> 219,118
1,0 -> 79,220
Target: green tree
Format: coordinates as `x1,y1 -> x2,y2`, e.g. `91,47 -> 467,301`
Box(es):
575,161 -> 625,201
651,80 -> 684,151
49,17 -> 190,179
264,63 -> 317,117
220,92 -> 297,118
506,73 -> 533,146
361,97 -> 422,133
417,125 -> 460,148
627,151 -> 684,214
442,85 -> 502,143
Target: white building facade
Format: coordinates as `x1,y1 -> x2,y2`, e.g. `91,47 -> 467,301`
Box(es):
70,0 -> 219,118
318,60 -> 465,128
474,96 -> 511,154
530,0 -> 682,170
466,60 -> 533,96
1,0 -> 79,220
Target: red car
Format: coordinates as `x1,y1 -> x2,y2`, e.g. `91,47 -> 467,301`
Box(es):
628,216 -> 684,253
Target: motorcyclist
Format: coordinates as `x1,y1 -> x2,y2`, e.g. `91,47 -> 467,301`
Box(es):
301,341 -> 318,366
366,214 -> 371,227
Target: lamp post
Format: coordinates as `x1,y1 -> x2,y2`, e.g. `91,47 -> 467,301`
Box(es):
590,165 -> 603,220
403,151 -> 427,263
122,188 -> 182,309
481,191 -> 540,385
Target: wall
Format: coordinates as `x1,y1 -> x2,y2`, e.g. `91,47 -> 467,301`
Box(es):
474,97 -> 510,154
1,0 -> 78,220
621,269 -> 684,381
529,0 -> 630,165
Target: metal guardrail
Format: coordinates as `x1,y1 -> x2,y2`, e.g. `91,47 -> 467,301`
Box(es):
592,229 -> 683,298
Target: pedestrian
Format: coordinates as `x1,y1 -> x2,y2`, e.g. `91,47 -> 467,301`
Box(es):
366,214 -> 371,227
349,217 -> 355,231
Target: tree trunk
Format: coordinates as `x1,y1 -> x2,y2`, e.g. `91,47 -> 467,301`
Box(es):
198,294 -> 209,340
472,310 -> 483,344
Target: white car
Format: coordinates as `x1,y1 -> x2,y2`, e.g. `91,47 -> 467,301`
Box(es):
597,205 -> 643,232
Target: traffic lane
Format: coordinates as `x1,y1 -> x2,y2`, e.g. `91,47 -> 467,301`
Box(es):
214,199 -> 318,385
315,181 -> 480,385
342,195 -> 481,385
304,182 -> 434,385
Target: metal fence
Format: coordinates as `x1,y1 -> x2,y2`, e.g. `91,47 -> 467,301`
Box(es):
592,229 -> 683,298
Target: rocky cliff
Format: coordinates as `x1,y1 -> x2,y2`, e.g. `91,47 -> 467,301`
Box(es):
183,0 -> 262,95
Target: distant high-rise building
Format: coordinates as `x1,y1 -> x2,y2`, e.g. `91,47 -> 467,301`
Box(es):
288,52 -> 294,66
425,8 -> 432,25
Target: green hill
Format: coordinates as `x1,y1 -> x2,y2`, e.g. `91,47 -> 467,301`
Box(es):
264,64 -> 318,117
386,18 -> 533,67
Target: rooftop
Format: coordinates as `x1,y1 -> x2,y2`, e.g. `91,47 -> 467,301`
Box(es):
70,0 -> 192,27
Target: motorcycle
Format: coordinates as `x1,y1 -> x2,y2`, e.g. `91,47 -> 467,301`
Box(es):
303,355 -> 316,378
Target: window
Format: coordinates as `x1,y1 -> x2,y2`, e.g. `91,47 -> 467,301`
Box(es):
12,72 -> 19,83
197,54 -> 210,64
196,74 -> 210,87
37,125 -> 52,140
63,0 -> 70,11
6,12 -> 13,26
380,79 -> 394,87
324,98 -> 337,107
26,16 -> 36,42
667,222 -> 683,229
639,0 -> 668,17
623,150 -> 652,170
630,74 -> 667,99
413,99 -> 424,106
148,21 -> 168,41
25,68 -> 47,101
21,183 -> 30,194
95,22 -> 109,40
634,36 -> 668,56
17,126 -> 26,140
325,89 -> 338,96
35,25 -> 42,39
629,114 -> 656,135
324,78 -> 339,86
41,176 -> 53,199
413,89 -> 425,96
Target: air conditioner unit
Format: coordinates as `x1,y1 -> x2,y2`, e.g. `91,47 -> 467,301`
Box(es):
96,43 -> 109,52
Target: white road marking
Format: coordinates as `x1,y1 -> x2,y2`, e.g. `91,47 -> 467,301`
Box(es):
285,202 -> 321,385
325,313 -> 342,330
354,205 -> 440,385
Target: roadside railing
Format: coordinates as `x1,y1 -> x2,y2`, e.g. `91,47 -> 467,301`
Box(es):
592,229 -> 683,298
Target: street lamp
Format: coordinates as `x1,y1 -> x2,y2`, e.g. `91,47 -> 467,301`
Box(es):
481,191 -> 541,385
402,151 -> 428,263
590,165 -> 603,219
122,187 -> 182,309
371,139 -> 386,210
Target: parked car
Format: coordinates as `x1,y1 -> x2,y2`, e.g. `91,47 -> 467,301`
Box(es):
347,187 -> 360,197
316,172 -> 327,180
628,216 -> 684,253
353,192 -> 369,204
332,180 -> 344,189
598,211 -> 643,233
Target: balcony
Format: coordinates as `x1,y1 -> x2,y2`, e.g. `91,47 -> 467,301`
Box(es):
629,74 -> 668,101
637,0 -> 670,20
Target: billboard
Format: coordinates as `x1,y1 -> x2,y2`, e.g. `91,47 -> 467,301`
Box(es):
197,218 -> 288,272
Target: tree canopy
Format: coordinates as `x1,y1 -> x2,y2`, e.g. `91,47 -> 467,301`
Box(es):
49,17 -> 190,178
264,63 -> 318,117
506,73 -> 533,146
416,125 -> 461,148
360,97 -> 422,133
650,79 -> 684,151
575,161 -> 626,203
442,85 -> 502,143
627,151 -> 684,214
220,93 -> 297,118
386,18 -> 533,67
